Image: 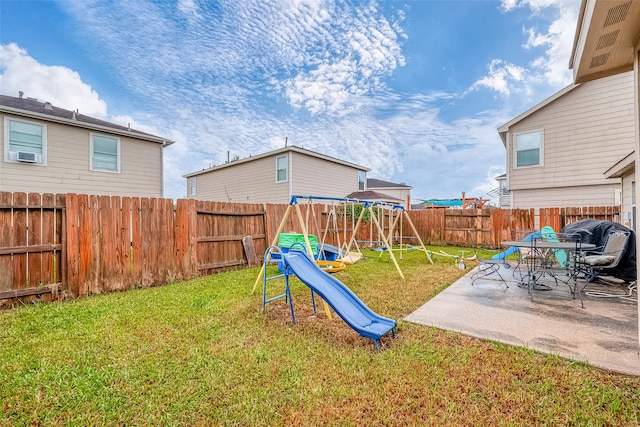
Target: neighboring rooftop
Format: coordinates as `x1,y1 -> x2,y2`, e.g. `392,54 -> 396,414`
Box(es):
0,94 -> 173,145
367,178 -> 412,189
345,190 -> 402,202
184,145 -> 370,178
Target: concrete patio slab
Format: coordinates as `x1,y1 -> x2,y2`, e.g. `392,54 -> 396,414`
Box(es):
404,266 -> 640,376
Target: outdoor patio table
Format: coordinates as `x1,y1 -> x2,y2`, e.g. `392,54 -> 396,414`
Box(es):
500,240 -> 596,307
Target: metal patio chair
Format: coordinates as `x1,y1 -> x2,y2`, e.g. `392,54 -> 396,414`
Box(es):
469,236 -> 510,288
575,229 -> 630,283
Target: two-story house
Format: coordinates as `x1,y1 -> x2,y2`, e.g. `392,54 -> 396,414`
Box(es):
497,71 -> 635,227
1,94 -> 174,197
184,145 -> 370,204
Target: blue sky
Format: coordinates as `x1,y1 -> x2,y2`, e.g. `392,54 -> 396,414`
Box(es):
0,0 -> 580,202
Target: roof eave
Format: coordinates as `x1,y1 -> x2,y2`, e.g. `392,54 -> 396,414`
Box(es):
604,151 -> 635,179
184,145 -> 370,177
368,185 -> 412,190
570,0 -> 640,83
1,105 -> 174,145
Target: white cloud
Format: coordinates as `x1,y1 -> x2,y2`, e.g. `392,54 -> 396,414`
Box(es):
275,2 -> 406,115
58,0 -> 405,118
0,43 -> 108,117
472,165 -> 505,205
476,0 -> 578,97
471,59 -> 527,96
177,0 -> 201,18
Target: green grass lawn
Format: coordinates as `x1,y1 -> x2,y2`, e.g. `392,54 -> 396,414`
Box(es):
1,247 -> 639,426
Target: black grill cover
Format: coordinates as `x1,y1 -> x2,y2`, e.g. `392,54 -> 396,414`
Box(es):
560,219 -> 636,282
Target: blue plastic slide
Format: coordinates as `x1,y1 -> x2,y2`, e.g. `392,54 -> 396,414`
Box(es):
491,232 -> 541,260
281,248 -> 396,349
540,226 -> 567,267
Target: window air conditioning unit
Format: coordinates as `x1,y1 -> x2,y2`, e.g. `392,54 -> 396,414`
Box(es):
16,151 -> 40,163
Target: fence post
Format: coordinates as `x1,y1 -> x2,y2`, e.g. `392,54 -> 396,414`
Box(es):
65,194 -> 79,298
175,198 -> 197,279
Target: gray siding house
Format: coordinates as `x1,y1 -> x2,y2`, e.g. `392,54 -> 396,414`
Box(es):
184,145 -> 370,204
365,178 -> 412,209
497,71 -> 635,227
0,94 -> 173,197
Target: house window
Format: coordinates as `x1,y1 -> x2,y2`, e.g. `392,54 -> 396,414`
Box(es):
90,134 -> 120,172
358,171 -> 366,191
514,130 -> 542,167
276,155 -> 288,183
189,177 -> 196,196
4,117 -> 47,165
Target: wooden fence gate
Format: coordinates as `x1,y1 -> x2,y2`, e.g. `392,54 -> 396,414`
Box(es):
0,193 -> 65,302
194,200 -> 268,273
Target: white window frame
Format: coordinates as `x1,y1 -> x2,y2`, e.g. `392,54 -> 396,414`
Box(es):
90,133 -> 121,173
188,177 -> 196,196
3,117 -> 47,166
513,129 -> 543,168
358,171 -> 366,191
276,154 -> 288,183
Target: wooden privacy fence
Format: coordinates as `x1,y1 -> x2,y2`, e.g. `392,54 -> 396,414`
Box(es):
0,190 -> 623,306
403,208 -> 533,247
64,196 -> 277,299
403,206 -> 619,247
538,206 -> 620,232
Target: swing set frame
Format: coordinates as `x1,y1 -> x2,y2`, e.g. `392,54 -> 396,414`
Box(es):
253,194 -> 432,294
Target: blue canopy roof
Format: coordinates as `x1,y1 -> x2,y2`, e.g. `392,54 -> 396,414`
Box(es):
421,199 -> 463,206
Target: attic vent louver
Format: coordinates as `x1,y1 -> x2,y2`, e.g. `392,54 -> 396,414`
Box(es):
604,1 -> 631,27
43,101 -> 53,110
596,30 -> 619,50
590,52 -> 610,68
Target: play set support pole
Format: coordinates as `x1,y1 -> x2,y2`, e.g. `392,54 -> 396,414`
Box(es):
344,204 -> 367,254
294,203 -> 316,257
380,209 -> 403,259
369,205 -> 405,280
403,210 -> 433,264
294,203 -> 333,320
252,204 -> 293,294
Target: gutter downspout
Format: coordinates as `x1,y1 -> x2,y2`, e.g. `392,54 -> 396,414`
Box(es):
288,152 -> 293,200
161,140 -> 167,198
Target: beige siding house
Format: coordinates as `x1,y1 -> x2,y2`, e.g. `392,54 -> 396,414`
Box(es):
0,95 -> 173,197
568,0 -> 640,352
184,145 -> 369,204
497,71 -> 635,223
